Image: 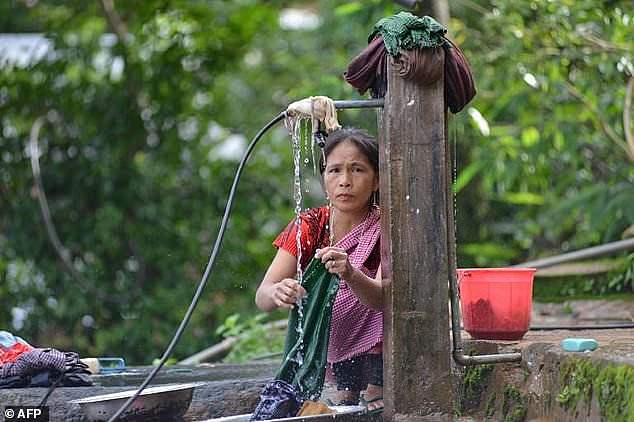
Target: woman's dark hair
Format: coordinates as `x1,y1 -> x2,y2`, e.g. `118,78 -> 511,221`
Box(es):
318,128 -> 378,175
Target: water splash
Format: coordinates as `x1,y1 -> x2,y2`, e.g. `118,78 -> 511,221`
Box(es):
311,137 -> 318,175
283,114 -> 315,371
328,201 -> 334,246
304,155 -> 312,194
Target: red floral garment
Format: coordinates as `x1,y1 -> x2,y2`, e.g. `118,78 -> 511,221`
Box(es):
273,206 -> 331,271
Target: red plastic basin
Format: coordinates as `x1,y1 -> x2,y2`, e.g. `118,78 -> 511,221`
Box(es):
458,268 -> 536,341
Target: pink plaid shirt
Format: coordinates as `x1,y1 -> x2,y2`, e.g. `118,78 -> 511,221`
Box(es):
327,207 -> 382,363
273,206 -> 382,363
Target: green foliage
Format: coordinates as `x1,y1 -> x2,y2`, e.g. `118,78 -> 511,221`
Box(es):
595,364 -> 634,422
1,0 -> 632,363
459,363 -> 494,412
557,358 -> 598,412
606,253 -> 634,293
501,385 -> 527,422
485,393 -> 497,417
453,0 -> 634,265
0,0 -> 288,363
217,313 -> 285,363
533,254 -> 634,300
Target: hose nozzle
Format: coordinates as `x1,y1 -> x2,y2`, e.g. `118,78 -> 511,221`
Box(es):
313,128 -> 327,148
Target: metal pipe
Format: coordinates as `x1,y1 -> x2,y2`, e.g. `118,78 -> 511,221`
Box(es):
445,126 -> 522,366
453,351 -> 522,365
333,99 -> 384,109
514,238 -> 634,269
448,263 -> 522,366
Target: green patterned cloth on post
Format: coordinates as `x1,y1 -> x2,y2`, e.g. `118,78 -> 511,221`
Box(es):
369,12 -> 447,56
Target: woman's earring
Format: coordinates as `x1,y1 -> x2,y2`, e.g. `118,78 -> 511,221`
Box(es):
372,191 -> 378,206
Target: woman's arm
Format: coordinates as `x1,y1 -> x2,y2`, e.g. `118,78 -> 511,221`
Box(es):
255,248 -> 307,312
315,247 -> 383,310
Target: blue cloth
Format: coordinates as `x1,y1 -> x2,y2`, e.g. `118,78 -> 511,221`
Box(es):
0,331 -> 30,349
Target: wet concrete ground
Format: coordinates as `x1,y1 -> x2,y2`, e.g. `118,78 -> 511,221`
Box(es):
493,299 -> 634,364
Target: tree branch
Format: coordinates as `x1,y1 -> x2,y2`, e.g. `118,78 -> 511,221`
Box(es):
564,80 -> 634,162
578,33 -> 632,53
97,0 -> 129,45
29,115 -> 120,304
624,76 -> 634,161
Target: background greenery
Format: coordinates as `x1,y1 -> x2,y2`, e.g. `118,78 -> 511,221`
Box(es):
1,0 -> 632,364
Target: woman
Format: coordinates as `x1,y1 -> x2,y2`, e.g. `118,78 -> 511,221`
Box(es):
255,128 -> 384,412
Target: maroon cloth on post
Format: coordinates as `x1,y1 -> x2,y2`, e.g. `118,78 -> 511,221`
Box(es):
443,38 -> 476,113
344,36 -> 388,98
344,35 -> 476,113
393,47 -> 444,86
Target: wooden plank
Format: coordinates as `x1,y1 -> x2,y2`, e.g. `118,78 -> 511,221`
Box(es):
379,55 -> 453,420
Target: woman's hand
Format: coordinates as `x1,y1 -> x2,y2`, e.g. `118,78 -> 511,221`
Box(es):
272,278 -> 307,309
315,247 -> 355,280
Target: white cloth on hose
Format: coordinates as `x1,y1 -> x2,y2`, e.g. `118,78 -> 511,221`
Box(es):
286,96 -> 342,133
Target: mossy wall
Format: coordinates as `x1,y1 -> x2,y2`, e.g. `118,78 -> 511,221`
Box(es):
557,357 -> 634,421
454,342 -> 634,422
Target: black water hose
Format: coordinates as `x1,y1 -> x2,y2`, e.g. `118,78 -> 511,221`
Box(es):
101,98 -> 386,419
106,111 -> 286,421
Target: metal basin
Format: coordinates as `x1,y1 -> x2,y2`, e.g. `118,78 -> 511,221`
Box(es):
70,382 -> 203,422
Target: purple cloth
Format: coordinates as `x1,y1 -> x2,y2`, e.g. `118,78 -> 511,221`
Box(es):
250,379 -> 303,421
1,348 -> 67,378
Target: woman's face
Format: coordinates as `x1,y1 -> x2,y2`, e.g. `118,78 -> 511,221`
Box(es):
323,140 -> 379,214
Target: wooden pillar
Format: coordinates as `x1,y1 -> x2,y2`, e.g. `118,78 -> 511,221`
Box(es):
378,53 -> 453,420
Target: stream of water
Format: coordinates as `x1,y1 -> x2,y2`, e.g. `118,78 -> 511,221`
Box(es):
282,114 -> 332,395
283,115 -> 315,373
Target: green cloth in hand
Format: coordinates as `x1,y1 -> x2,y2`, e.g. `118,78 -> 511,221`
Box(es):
275,258 -> 340,400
